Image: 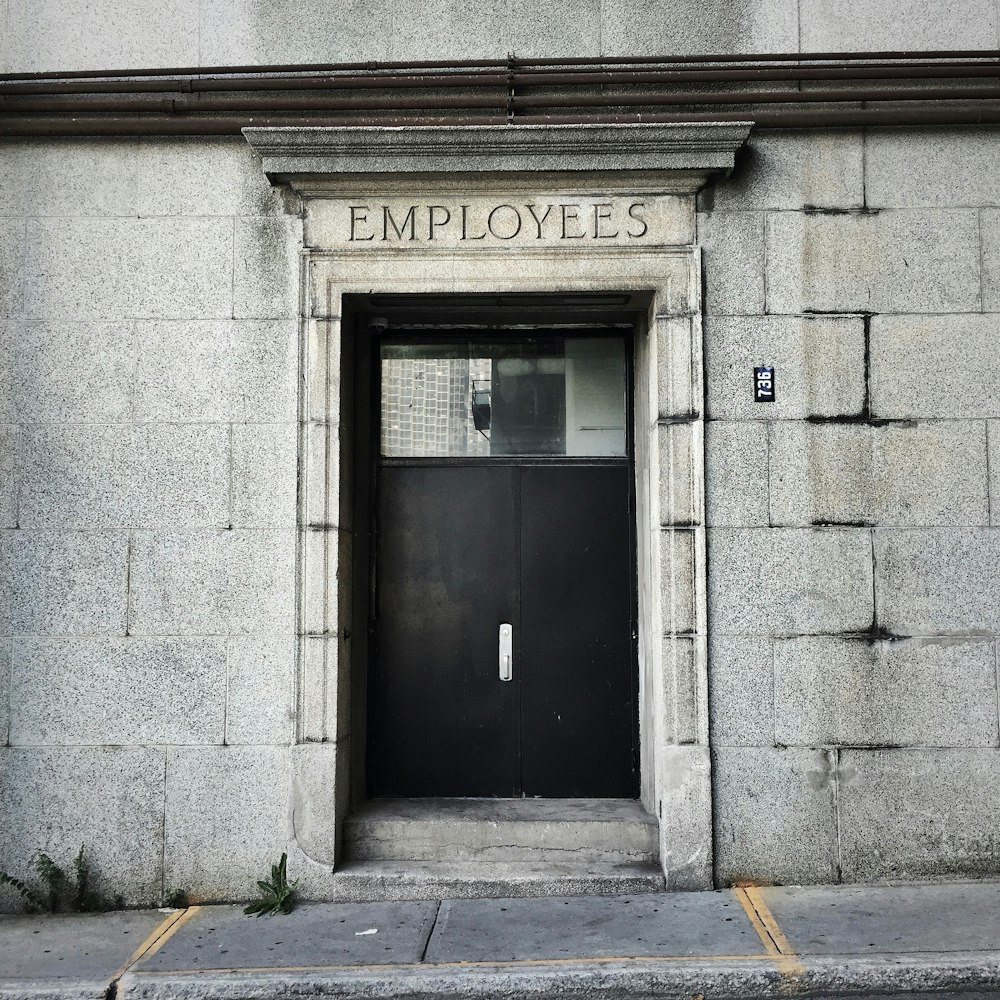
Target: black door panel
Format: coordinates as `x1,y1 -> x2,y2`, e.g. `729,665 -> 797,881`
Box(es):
519,465 -> 636,797
373,465 -> 519,796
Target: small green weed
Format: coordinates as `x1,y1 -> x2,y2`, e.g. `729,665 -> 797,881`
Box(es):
164,888 -> 190,909
0,845 -> 123,914
244,852 -> 298,917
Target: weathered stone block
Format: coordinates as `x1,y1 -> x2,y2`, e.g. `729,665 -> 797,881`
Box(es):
800,0 -> 999,52
876,528 -> 1000,633
705,315 -> 865,420
655,317 -> 701,422
134,321 -> 230,422
658,635 -> 700,745
23,218 -> 233,320
12,320 -> 135,423
226,636 -> 296,745
708,130 -> 864,212
129,529 -> 295,635
705,421 -> 769,527
980,210 -> 1000,311
658,422 -> 702,527
232,424 -> 298,529
387,0 -> 510,60
0,219 -> 24,318
4,0 -> 198,73
19,424 -> 229,529
133,318 -> 298,423
0,140 -> 139,217
290,743 -> 343,865
838,749 -> 1000,881
991,423 -> 1000,528
233,216 -> 301,320
138,138 -> 278,217
658,744 -> 713,890
303,420 -> 343,533
298,634 -> 339,744
231,319 -> 300,423
769,422 -> 988,527
163,746 -> 290,901
2,530 -> 127,636
774,636 -> 999,747
713,747 -> 839,885
866,128 -> 1000,209
303,318 -> 341,424
9,637 -> 226,746
697,211 -> 765,316
510,0 -> 601,57
199,0 -> 392,66
0,425 -> 14,528
766,210 -> 981,314
708,528 -> 873,634
0,747 -> 165,907
0,639 -> 10,745
870,315 -> 1000,419
603,0 -> 797,55
708,635 -> 774,747
0,321 -> 11,423
658,529 -> 697,634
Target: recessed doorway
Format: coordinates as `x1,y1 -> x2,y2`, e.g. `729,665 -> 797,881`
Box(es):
371,331 -> 639,798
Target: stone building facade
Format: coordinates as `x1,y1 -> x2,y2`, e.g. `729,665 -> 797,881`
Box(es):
2,1 -> 1000,908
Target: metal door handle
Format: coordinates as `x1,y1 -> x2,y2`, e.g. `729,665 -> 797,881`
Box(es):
499,623 -> 512,681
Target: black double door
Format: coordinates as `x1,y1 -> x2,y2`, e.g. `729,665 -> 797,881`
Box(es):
369,333 -> 638,799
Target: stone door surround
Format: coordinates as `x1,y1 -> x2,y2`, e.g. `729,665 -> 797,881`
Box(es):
244,122 -> 751,891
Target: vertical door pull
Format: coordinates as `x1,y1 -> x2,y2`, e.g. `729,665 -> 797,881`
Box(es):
499,623 -> 513,681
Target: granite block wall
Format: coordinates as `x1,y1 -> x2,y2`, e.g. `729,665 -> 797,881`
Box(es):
4,0 -> 1000,903
0,137 -> 304,907
2,0 -> 998,73
702,127 -> 1000,886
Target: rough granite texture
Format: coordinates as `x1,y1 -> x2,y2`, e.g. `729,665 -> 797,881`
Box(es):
700,123 -> 1000,888
0,136 -> 302,910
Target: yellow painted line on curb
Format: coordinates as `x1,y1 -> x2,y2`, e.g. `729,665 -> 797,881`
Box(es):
733,887 -> 805,986
109,905 -> 202,982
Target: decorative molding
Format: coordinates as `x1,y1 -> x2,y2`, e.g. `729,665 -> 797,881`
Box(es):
243,122 -> 753,187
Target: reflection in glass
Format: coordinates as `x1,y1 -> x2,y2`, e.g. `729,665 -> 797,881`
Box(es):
380,337 -> 627,458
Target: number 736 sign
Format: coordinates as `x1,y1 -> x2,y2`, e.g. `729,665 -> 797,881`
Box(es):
754,366 -> 775,403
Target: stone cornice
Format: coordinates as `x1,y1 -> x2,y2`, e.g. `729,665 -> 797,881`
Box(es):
243,122 -> 753,190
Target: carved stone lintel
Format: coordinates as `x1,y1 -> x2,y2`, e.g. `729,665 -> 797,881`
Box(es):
243,122 -> 753,193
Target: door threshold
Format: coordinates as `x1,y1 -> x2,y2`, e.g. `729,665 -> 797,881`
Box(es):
343,797 -> 658,864
329,859 -> 665,902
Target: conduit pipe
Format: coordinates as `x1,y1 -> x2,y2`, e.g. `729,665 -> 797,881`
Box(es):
2,50 -> 999,135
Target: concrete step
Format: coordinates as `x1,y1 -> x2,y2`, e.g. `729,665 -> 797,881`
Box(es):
341,797 -> 659,865
328,859 -> 666,901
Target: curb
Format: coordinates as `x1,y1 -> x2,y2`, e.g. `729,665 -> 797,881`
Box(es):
117,952 -> 1000,1000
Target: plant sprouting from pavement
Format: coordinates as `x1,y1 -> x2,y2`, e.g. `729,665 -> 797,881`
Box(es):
244,852 -> 298,917
0,845 -> 122,913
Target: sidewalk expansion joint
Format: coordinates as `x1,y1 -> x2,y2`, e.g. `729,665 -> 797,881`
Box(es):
419,900 -> 442,963
733,886 -> 806,987
105,906 -> 201,999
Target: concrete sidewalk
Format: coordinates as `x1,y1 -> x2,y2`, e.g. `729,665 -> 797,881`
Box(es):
3,881 -> 1000,1000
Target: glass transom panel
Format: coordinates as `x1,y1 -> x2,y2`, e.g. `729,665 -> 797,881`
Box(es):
380,336 -> 627,458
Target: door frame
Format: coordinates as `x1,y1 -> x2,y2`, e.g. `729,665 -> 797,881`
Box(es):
360,320 -> 642,800
293,229 -> 712,889
245,120 -> 750,892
